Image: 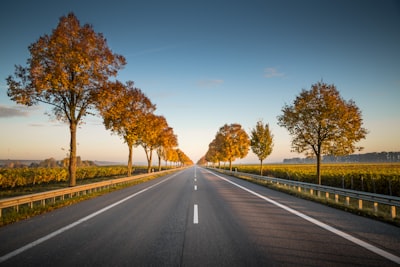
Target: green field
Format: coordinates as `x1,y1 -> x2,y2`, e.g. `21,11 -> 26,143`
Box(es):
225,163 -> 400,197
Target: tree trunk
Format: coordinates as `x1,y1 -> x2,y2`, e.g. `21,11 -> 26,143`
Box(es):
260,159 -> 263,176
147,150 -> 153,173
317,144 -> 322,185
158,154 -> 162,172
229,159 -> 232,171
127,144 -> 133,176
69,122 -> 77,187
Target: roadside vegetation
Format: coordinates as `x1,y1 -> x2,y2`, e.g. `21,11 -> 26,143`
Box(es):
0,168 -> 176,226
221,163 -> 400,197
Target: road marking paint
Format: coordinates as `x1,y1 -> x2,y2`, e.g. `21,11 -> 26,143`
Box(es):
206,169 -> 400,265
194,166 -> 197,178
193,204 -> 199,224
194,178 -> 197,182
0,172 -> 181,263
194,185 -> 197,191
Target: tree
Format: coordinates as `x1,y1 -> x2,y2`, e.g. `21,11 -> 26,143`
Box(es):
6,13 -> 125,186
156,126 -> 178,171
277,81 -> 368,185
215,123 -> 250,171
205,138 -> 226,168
176,149 -> 193,166
250,120 -> 274,175
97,81 -> 155,176
137,114 -> 168,173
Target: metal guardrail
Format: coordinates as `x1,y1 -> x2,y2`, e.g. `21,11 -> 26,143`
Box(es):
0,168 -> 180,218
213,168 -> 400,219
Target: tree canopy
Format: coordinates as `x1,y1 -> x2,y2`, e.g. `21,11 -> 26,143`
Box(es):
211,123 -> 250,171
277,81 -> 368,184
97,80 -> 155,176
6,13 -> 126,186
250,120 -> 274,175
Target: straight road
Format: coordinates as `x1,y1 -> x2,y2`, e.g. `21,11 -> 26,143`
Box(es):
0,167 -> 399,266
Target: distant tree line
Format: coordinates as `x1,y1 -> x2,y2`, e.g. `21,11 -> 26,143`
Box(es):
283,151 -> 400,163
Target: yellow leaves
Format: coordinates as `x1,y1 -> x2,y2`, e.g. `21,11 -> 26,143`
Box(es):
278,81 -> 368,158
207,123 -> 250,165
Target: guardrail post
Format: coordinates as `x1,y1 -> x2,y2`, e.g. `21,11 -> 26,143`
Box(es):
391,206 -> 396,219
345,196 -> 350,206
373,202 -> 378,214
358,199 -> 363,210
335,194 -> 339,203
310,189 -> 314,195
0,208 -> 2,218
298,186 -> 301,193
325,192 -> 329,200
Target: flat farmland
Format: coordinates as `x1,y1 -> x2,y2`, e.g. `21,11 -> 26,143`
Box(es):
224,163 -> 400,196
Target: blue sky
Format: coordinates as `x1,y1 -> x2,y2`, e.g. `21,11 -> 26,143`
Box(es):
0,0 -> 399,164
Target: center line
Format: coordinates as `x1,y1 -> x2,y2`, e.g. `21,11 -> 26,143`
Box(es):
193,204 -> 199,224
194,185 -> 197,191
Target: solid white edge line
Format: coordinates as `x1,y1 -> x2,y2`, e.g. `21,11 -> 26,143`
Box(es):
206,169 -> 400,265
0,172 -> 181,263
194,204 -> 199,224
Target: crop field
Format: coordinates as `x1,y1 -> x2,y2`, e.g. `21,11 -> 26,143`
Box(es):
225,163 -> 400,197
0,165 -> 166,198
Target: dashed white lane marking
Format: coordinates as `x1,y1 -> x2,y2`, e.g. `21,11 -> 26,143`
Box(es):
206,169 -> 400,265
194,185 -> 197,191
0,172 -> 180,263
193,204 -> 199,224
194,178 -> 197,182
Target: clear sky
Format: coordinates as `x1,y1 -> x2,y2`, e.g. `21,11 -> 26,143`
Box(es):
0,0 -> 399,164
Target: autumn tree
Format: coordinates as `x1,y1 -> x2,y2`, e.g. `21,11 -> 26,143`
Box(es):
277,81 -> 368,185
6,13 -> 125,186
136,114 -> 169,173
215,123 -> 250,171
97,80 -> 155,176
205,138 -> 226,168
176,149 -> 193,166
156,127 -> 178,171
250,120 -> 274,176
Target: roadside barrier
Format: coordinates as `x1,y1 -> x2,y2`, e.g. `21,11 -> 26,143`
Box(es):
213,168 -> 400,219
0,168 -> 180,218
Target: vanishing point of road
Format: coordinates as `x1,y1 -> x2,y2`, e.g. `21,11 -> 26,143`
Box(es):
1,167 -> 399,266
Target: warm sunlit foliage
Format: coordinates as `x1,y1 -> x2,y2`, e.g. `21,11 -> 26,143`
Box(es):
97,81 -> 155,176
136,114 -> 170,173
277,82 -> 368,185
6,13 -> 126,186
156,127 -> 178,171
206,123 -> 250,171
250,120 -> 274,175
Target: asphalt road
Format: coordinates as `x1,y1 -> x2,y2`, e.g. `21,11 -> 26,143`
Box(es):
1,167 -> 399,266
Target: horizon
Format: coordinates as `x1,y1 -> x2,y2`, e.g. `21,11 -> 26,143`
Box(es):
1,0 -> 399,164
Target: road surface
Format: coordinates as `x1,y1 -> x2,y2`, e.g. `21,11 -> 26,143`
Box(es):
1,167 -> 399,266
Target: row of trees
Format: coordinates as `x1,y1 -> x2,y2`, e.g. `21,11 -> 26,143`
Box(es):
200,82 -> 368,185
200,121 -> 274,176
6,13 -> 191,186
